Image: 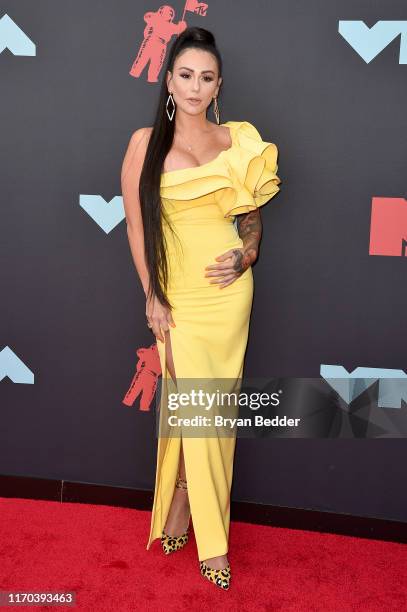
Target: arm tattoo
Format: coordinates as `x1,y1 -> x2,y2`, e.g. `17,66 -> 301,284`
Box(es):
234,210 -> 262,273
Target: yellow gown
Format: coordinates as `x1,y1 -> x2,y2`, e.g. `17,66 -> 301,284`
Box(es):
146,120 -> 281,561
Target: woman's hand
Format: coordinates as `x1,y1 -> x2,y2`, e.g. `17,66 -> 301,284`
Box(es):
205,209 -> 262,289
146,293 -> 176,342
204,247 -> 254,289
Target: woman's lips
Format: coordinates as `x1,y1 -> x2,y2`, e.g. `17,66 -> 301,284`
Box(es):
187,98 -> 201,105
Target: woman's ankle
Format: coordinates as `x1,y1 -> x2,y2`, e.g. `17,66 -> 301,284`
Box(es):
163,489 -> 190,536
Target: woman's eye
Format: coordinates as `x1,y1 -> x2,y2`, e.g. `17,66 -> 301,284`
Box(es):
179,74 -> 213,82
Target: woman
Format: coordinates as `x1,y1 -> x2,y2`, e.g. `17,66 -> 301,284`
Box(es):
121,27 -> 281,590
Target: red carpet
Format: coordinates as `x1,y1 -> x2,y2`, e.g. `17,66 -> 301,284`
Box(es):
0,497 -> 406,611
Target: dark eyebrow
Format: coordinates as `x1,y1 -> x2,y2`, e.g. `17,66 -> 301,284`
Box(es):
177,67 -> 215,74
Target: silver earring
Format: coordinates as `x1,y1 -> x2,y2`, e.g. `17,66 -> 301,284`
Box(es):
166,92 -> 175,121
213,97 -> 220,124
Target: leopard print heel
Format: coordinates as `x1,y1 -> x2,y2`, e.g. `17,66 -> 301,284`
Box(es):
161,528 -> 189,554
199,560 -> 231,590
161,475 -> 190,555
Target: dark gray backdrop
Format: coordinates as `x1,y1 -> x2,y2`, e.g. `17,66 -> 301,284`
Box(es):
1,1 -> 406,521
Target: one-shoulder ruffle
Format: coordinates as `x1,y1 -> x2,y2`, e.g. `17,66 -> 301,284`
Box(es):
160,121 -> 281,217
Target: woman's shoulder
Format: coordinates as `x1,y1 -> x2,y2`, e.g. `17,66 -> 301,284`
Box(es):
121,127 -> 153,182
227,120 -> 267,142
128,126 -> 153,148
226,121 -> 278,162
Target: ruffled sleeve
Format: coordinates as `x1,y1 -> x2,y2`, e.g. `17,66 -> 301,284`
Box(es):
160,120 -> 281,219
219,121 -> 281,218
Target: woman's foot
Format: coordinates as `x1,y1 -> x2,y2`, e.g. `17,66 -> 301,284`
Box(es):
200,556 -> 231,590
202,554 -> 229,570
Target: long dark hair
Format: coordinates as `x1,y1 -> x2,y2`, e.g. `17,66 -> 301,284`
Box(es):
138,27 -> 223,309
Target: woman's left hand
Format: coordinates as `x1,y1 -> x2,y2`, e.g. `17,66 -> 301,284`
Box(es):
204,248 -> 252,289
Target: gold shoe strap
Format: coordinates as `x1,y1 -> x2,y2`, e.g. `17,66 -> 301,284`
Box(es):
175,476 -> 188,489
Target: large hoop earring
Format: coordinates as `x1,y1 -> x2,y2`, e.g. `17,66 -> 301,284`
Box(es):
166,92 -> 176,121
213,97 -> 220,125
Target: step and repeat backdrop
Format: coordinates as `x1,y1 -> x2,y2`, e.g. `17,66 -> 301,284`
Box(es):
1,1 -> 406,521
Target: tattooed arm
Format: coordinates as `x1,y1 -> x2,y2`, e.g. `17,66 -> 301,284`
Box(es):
235,209 -> 262,273
204,209 -> 262,289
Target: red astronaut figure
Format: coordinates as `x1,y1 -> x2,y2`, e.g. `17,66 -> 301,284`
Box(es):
122,343 -> 162,412
130,6 -> 187,82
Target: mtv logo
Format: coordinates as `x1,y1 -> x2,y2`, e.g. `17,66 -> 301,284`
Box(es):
369,197 -> 407,257
0,14 -> 36,56
338,20 -> 407,64
79,195 -> 125,233
0,346 -> 34,384
320,365 -> 407,408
